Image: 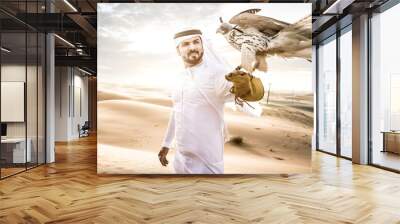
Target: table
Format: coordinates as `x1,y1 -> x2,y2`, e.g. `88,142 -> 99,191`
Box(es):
1,138 -> 32,164
381,131 -> 400,154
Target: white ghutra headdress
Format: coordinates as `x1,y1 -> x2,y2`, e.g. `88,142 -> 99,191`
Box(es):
173,28 -> 231,71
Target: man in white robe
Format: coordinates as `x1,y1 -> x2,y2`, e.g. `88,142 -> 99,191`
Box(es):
158,28 -> 258,174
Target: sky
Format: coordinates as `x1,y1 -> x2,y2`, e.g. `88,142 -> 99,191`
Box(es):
98,3 -> 312,93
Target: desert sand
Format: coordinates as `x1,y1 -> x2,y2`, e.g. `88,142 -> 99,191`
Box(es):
97,85 -> 312,174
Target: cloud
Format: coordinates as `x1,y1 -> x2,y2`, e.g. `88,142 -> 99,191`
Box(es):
97,3 -> 120,13
98,3 -> 312,92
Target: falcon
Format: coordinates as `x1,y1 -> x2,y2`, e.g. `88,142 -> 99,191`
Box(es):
216,9 -> 312,73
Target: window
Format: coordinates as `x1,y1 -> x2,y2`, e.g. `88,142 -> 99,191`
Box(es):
339,26 -> 352,158
317,35 -> 337,154
390,74 -> 400,130
370,2 -> 400,171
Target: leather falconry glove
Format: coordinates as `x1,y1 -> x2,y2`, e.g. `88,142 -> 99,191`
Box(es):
225,68 -> 265,107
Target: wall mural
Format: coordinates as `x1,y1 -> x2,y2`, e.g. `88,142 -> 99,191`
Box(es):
97,3 -> 313,174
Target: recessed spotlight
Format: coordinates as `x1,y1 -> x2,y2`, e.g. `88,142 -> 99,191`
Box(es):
63,0 -> 78,12
1,47 -> 11,53
54,34 -> 75,48
78,67 -> 92,76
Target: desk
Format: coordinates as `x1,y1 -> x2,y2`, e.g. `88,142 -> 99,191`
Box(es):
1,138 -> 31,163
381,131 -> 400,154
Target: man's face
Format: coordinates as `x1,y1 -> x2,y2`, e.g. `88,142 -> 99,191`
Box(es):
177,36 -> 204,66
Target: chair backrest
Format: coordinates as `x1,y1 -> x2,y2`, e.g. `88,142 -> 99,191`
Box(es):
82,121 -> 90,129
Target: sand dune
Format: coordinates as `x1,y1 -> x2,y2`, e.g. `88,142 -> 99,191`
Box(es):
98,90 -> 133,101
98,86 -> 312,174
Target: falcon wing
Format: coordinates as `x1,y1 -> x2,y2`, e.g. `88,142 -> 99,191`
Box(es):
279,15 -> 311,40
229,8 -> 289,37
241,44 -> 257,72
267,15 -> 312,60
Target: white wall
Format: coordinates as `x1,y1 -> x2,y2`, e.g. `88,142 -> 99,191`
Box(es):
55,67 -> 89,141
1,65 -> 26,144
1,65 -> 37,138
71,73 -> 89,138
1,63 -> 46,164
55,66 -> 70,141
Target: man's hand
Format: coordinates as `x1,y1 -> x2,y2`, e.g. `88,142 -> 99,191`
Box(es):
158,147 -> 169,166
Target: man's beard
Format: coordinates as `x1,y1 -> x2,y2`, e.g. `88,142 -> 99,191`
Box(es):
183,50 -> 204,65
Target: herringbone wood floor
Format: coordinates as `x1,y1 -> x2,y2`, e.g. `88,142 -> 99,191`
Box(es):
0,134 -> 399,224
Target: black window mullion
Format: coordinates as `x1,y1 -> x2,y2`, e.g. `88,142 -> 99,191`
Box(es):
367,10 -> 373,165
0,24 -> 2,179
24,0 -> 28,171
44,28 -> 47,164
72,68 -> 75,118
316,44 -> 319,150
36,0 -> 39,168
336,28 -> 341,157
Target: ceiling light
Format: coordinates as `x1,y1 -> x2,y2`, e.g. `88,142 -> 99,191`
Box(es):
54,34 -> 75,48
76,48 -> 84,55
63,0 -> 78,12
323,0 -> 354,15
78,67 -> 92,76
1,47 -> 11,53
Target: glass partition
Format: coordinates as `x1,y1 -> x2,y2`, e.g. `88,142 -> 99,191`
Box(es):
26,0 -> 41,169
0,1 -> 46,179
1,31 -> 28,177
27,30 -> 38,169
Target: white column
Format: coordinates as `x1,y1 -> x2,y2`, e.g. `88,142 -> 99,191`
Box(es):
352,14 -> 369,164
46,33 -> 55,163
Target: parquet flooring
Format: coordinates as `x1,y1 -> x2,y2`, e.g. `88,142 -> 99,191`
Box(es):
0,134 -> 399,223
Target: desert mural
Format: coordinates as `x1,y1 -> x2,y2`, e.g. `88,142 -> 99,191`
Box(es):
97,3 -> 313,174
